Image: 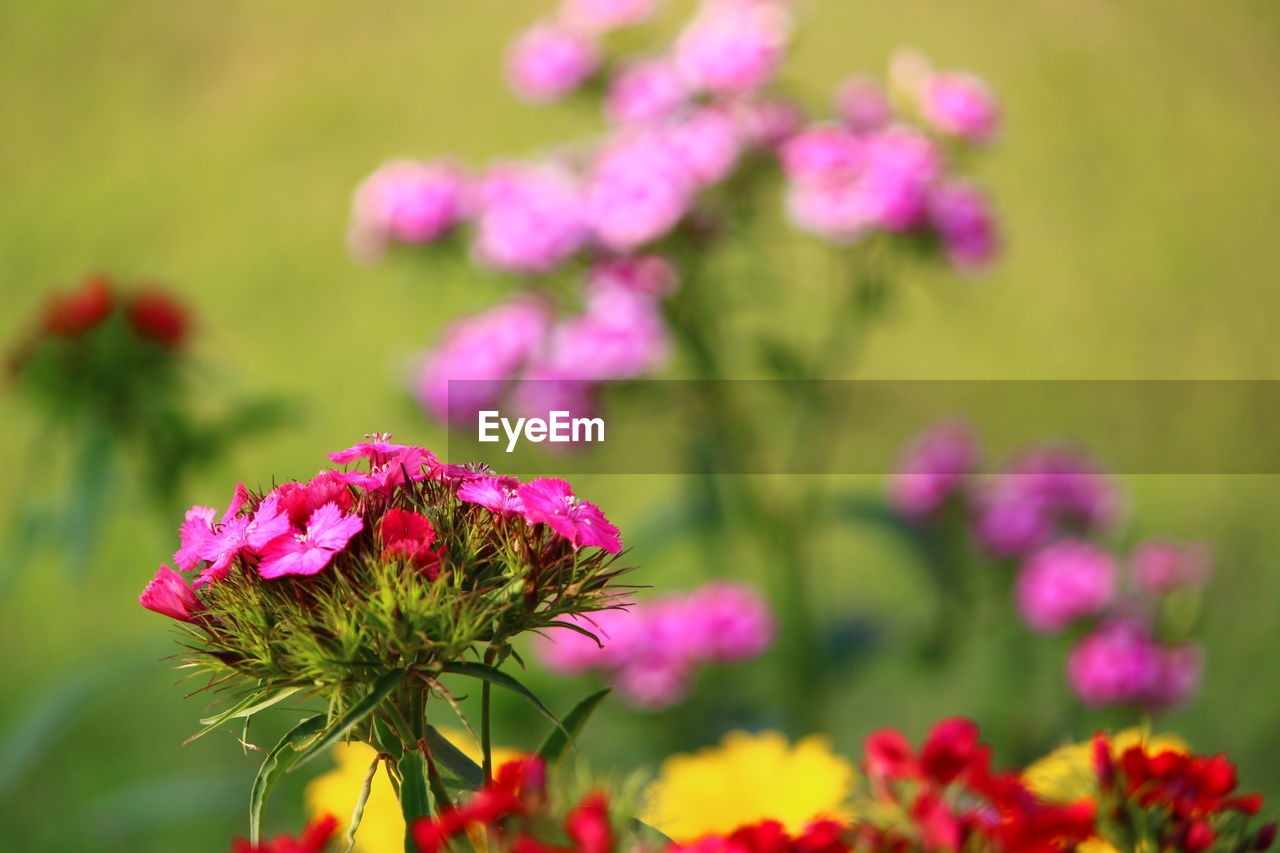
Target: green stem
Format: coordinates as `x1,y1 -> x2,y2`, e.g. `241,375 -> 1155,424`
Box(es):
481,650 -> 495,783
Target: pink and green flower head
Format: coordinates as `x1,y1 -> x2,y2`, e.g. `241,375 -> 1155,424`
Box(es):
517,477 -> 622,553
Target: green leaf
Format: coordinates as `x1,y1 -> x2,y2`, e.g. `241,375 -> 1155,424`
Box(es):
397,750 -> 431,853
439,662 -> 560,728
536,688 -> 611,768
422,725 -> 484,790
249,714 -> 327,843
198,686 -> 302,727
289,670 -> 405,771
187,686 -> 301,744
373,718 -> 403,761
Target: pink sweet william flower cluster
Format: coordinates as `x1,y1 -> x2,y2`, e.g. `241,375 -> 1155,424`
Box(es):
351,1 -> 1003,432
139,436 -> 622,624
889,421 -> 1210,711
533,581 -> 775,708
781,72 -> 999,268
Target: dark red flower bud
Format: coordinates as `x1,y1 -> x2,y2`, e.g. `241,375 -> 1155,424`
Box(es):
41,274 -> 114,338
127,288 -> 190,348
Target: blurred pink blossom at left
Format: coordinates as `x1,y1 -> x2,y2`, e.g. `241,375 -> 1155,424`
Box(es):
348,160 -> 470,260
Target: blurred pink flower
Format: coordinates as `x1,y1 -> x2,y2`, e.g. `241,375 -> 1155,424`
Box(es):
588,131 -> 694,251
674,4 -> 790,95
415,296 -> 552,424
783,125 -> 941,238
509,364 -> 600,433
684,581 -> 777,662
855,126 -> 943,231
666,107 -> 743,187
258,503 -> 364,579
1008,448 -> 1120,532
534,608 -> 642,673
920,72 -> 1001,145
1145,643 -> 1204,709
888,420 -> 978,519
973,483 -> 1054,559
518,477 -> 623,553
780,125 -> 865,182
928,181 -> 999,272
1132,540 -> 1213,594
348,160 -> 469,259
506,22 -> 600,102
1016,540 -> 1116,633
560,0 -> 661,33
1067,619 -> 1161,708
733,96 -> 803,148
534,582 -> 774,710
457,476 -> 525,517
547,286 -> 670,380
614,652 -> 694,709
139,565 -> 201,622
473,165 -> 590,274
835,75 -> 893,133
606,58 -> 689,126
586,254 -> 678,298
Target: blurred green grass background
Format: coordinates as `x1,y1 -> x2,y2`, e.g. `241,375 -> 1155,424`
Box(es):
3,1 -> 1280,850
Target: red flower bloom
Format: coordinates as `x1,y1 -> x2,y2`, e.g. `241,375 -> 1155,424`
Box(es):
919,717 -> 982,786
230,815 -> 338,853
127,288 -> 190,348
566,793 -> 613,853
41,274 -> 114,337
379,507 -> 442,577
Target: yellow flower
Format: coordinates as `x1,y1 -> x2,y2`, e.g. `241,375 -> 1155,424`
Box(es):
305,729 -> 525,853
1023,727 -> 1188,805
642,731 -> 856,842
1022,729 -> 1188,853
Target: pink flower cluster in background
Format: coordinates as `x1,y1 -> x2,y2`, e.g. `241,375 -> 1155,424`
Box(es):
349,0 -> 1004,431
889,421 -> 1210,712
533,581 -> 776,709
414,255 -> 672,426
